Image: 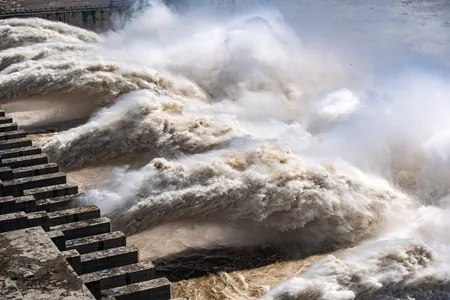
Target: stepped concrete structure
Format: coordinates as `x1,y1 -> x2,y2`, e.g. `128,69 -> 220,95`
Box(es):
0,109 -> 173,299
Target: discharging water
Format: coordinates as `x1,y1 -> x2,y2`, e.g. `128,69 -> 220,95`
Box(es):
3,0 -> 450,299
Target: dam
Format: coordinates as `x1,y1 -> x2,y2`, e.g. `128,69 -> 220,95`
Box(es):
0,109 -> 174,299
0,0 -> 136,32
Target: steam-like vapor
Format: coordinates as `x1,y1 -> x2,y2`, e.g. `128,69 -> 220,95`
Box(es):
3,0 -> 450,299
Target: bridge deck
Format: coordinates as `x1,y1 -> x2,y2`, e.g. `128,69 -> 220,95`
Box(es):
0,0 -> 129,11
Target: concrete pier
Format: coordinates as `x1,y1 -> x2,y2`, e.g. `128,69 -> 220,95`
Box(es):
0,110 -> 172,299
66,231 -> 126,254
0,227 -> 95,299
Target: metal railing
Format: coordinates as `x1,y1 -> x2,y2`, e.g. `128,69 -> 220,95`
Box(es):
0,1 -> 131,18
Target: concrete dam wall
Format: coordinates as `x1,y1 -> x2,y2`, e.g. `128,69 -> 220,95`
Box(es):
0,1 -> 135,32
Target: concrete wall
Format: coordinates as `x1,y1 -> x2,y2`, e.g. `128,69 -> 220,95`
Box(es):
0,6 -> 131,32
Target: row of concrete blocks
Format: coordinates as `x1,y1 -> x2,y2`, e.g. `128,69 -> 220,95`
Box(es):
0,110 -> 174,300
1,208 -> 173,299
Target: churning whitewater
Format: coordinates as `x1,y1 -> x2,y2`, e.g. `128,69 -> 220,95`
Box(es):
2,0 -> 450,298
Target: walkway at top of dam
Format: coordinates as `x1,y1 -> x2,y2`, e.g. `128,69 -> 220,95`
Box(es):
0,0 -> 132,18
0,0 -> 129,10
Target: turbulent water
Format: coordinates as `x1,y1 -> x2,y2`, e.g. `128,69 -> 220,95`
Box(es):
2,0 -> 450,299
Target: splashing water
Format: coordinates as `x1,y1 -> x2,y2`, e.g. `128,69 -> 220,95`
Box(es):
3,0 -> 450,299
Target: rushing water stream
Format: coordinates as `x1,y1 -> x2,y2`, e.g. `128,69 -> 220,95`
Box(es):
3,0 -> 450,298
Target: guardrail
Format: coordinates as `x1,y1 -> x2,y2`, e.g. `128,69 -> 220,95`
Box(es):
0,1 -> 132,18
